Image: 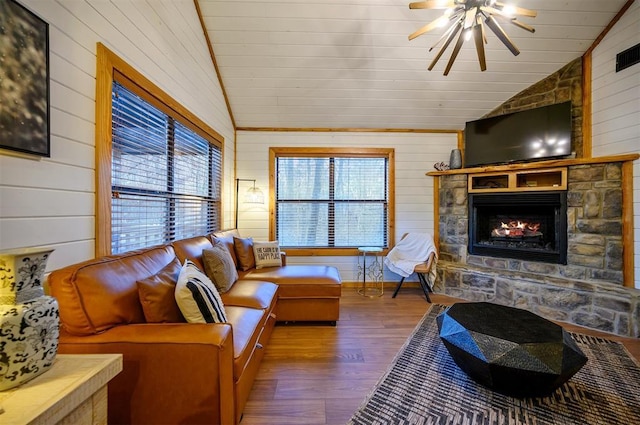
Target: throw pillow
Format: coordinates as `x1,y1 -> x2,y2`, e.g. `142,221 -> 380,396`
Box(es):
211,234 -> 238,268
253,241 -> 282,269
233,236 -> 255,271
137,258 -> 185,323
202,244 -> 239,293
175,259 -> 227,323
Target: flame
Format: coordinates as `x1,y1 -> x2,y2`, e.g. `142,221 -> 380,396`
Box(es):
493,219 -> 542,238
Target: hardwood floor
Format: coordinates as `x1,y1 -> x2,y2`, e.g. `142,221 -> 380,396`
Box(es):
241,287 -> 640,425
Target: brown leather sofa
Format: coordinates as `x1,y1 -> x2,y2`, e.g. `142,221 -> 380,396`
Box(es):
48,231 -> 342,424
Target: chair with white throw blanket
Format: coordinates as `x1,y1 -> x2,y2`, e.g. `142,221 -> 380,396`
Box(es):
384,233 -> 437,302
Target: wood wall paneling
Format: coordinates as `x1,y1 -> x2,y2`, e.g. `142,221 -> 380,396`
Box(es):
0,0 -> 234,270
591,0 -> 640,288
238,130 -> 457,282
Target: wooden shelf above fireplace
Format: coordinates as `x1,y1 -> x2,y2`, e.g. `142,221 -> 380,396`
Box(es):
426,153 -> 639,177
469,168 -> 567,193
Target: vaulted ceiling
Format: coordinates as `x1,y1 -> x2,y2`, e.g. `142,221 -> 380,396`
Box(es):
197,0 -> 629,130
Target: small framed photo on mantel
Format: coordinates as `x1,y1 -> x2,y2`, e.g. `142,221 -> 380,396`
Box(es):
0,0 -> 50,157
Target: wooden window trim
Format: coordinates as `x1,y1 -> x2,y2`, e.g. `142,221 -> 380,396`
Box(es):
95,43 -> 224,257
269,147 -> 395,256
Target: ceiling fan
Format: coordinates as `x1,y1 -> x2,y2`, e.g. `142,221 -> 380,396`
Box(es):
408,0 -> 537,75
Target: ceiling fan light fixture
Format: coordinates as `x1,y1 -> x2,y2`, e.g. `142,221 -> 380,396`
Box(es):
408,0 -> 536,75
502,4 -> 517,16
436,15 -> 450,27
464,28 -> 473,41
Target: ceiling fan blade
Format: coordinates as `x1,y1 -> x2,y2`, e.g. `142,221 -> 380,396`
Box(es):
495,2 -> 537,18
474,17 -> 487,71
485,15 -> 520,55
463,5 -> 478,28
429,18 -> 461,52
481,15 -> 488,44
481,5 -> 536,21
443,25 -> 467,76
509,19 -> 535,33
409,17 -> 448,40
480,6 -> 512,19
409,0 -> 456,10
428,21 -> 462,70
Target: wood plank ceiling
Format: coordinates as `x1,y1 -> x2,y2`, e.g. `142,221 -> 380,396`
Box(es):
197,0 -> 629,130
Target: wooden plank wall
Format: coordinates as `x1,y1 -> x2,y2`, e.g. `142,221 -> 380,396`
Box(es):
235,130 -> 458,282
591,0 -> 640,288
0,0 -> 234,271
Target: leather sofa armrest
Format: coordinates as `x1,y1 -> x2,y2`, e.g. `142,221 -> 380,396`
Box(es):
59,323 -> 236,425
60,322 -> 232,345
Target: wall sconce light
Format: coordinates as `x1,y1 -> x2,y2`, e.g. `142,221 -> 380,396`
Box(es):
235,178 -> 265,228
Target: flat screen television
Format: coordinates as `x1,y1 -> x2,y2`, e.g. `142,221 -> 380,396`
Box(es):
464,102 -> 572,168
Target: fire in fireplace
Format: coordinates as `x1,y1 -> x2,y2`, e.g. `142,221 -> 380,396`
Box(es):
468,192 -> 567,264
491,219 -> 541,238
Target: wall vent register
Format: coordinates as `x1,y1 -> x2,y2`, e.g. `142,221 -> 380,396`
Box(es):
616,42 -> 640,73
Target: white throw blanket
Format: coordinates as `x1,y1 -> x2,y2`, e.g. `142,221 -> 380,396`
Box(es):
384,233 -> 438,288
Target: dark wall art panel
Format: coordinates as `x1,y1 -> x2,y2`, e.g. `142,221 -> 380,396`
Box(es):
0,0 -> 50,157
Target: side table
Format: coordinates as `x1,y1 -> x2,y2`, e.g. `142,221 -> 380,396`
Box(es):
0,353 -> 123,425
357,246 -> 384,297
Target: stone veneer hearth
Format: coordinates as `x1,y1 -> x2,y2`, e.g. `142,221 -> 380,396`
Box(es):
435,162 -> 640,337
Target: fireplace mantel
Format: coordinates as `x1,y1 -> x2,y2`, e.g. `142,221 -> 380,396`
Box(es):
426,153 -> 639,177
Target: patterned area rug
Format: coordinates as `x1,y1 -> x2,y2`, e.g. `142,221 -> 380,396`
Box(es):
348,304 -> 640,425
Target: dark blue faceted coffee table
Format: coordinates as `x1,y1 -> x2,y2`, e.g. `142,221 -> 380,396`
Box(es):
436,302 -> 588,397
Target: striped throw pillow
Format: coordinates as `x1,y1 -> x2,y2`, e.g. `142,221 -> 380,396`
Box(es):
175,259 -> 227,323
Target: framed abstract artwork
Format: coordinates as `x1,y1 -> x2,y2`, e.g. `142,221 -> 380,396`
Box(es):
0,0 -> 50,157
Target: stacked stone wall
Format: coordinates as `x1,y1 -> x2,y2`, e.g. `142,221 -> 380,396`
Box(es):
435,263 -> 638,337
438,174 -> 468,264
567,163 -> 624,283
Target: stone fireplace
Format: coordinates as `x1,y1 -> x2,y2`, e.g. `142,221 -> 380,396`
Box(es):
431,158 -> 640,337
468,192 -> 567,264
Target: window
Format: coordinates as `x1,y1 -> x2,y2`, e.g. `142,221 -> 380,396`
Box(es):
110,82 -> 222,254
96,44 -> 224,256
271,148 -> 394,254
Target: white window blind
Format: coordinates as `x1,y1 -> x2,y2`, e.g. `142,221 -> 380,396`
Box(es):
111,81 -> 221,254
276,156 -> 388,248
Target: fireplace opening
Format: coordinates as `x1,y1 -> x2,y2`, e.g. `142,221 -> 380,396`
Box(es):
468,192 -> 567,264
